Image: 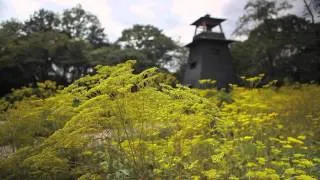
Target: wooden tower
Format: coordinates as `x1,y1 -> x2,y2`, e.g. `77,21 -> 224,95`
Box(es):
183,14 -> 234,88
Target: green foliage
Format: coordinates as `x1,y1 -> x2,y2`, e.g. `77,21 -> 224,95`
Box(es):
302,0 -> 320,23
0,61 -> 319,179
241,74 -> 265,88
234,0 -> 293,35
0,5 -> 110,95
116,24 -> 178,66
0,19 -> 23,48
0,29 -> 93,94
0,80 -> 73,150
199,79 -> 216,89
89,46 -> 149,71
23,9 -> 61,34
61,4 -> 107,47
0,1 -> 320,178
232,15 -> 320,82
0,7 -> 185,96
23,5 -> 107,47
4,80 -> 60,104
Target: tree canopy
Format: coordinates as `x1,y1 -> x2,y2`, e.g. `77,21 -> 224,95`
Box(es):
0,6 -> 182,96
116,24 -> 178,67
231,0 -> 320,83
233,0 -> 293,35
62,5 -> 107,47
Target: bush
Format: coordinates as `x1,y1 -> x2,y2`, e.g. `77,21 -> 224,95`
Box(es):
0,61 -> 319,179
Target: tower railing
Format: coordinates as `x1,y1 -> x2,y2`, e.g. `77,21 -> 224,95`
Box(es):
193,31 -> 226,41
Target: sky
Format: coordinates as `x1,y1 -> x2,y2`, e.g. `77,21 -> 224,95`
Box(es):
0,0 -> 304,44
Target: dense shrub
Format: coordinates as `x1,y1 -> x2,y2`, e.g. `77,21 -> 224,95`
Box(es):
0,61 -> 319,179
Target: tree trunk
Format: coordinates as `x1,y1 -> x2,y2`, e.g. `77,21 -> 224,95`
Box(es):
266,51 -> 275,80
304,0 -> 315,24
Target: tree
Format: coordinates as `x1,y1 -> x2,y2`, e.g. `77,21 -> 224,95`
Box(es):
232,0 -> 320,83
0,20 -> 23,52
232,15 -> 320,82
62,4 -> 107,47
0,30 -> 93,95
0,20 -> 23,66
23,9 -> 61,34
0,19 -> 23,38
0,20 -> 28,95
230,41 -> 260,77
116,24 -> 177,68
233,0 -> 292,36
90,45 -> 148,71
303,0 -> 320,23
0,5 -> 111,95
23,5 -> 108,47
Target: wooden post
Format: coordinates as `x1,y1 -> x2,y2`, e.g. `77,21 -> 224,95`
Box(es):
219,24 -> 224,34
194,26 -> 198,36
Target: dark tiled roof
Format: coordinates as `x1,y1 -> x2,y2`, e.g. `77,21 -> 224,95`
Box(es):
185,32 -> 234,47
191,15 -> 226,27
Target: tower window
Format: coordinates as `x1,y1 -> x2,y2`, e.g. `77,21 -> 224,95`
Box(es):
190,62 -> 197,69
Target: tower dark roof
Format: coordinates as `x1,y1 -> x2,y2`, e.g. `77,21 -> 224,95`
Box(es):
191,15 -> 225,27
185,32 -> 234,47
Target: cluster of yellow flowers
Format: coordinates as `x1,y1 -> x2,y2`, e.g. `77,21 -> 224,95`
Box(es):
0,61 -> 319,179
